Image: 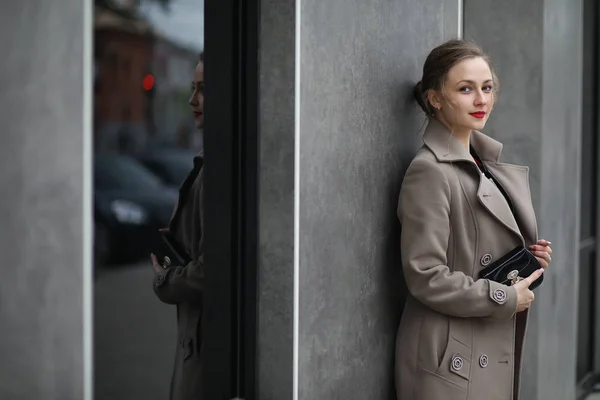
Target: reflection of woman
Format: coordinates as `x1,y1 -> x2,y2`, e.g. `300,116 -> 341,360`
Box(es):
394,40 -> 552,400
150,52 -> 205,400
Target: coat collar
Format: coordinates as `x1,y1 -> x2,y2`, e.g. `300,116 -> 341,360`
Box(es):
193,152 -> 204,169
422,118 -> 503,164
421,118 -> 537,245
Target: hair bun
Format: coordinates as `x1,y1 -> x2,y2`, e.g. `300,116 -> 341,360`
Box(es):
413,80 -> 430,115
414,80 -> 423,93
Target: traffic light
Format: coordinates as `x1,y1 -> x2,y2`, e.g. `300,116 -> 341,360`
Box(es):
143,73 -> 156,135
143,74 -> 155,91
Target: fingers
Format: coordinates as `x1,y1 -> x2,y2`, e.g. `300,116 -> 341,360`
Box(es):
150,253 -> 162,274
515,268 -> 544,289
532,250 -> 551,262
523,268 -> 545,287
529,244 -> 552,255
535,256 -> 549,269
537,239 -> 552,246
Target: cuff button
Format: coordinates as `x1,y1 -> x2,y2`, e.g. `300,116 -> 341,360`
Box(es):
492,288 -> 507,304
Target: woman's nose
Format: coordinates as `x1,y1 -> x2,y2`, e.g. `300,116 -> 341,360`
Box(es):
475,92 -> 487,105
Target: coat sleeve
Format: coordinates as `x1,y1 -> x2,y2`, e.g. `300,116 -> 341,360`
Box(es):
152,164 -> 204,307
398,158 -> 517,320
153,256 -> 203,306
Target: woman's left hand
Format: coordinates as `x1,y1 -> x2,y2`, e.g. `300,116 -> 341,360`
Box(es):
529,239 -> 552,269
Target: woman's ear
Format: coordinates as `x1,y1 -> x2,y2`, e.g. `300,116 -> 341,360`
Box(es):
427,90 -> 441,110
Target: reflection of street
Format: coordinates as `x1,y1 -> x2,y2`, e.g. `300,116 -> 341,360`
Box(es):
94,262 -> 176,400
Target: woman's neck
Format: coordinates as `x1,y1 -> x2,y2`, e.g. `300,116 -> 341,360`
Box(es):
435,117 -> 471,150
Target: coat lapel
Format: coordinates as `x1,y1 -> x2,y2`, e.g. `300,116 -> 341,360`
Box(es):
168,154 -> 204,229
476,171 -> 523,240
422,120 -> 537,244
485,163 -> 538,244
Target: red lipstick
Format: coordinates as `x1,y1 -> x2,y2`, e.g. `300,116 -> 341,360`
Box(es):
470,111 -> 486,119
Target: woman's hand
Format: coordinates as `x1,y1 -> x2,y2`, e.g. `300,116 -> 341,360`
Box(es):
513,268 -> 545,312
150,253 -> 163,275
529,239 -> 552,269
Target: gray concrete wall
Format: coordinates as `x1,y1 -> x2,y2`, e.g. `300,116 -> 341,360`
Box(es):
0,1 -> 92,399
296,0 -> 456,398
257,1 -> 460,398
464,0 -> 583,399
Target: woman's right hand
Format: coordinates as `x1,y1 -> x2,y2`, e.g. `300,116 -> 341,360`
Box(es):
513,268 -> 545,312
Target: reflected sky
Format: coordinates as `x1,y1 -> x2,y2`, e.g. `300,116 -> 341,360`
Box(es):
139,0 -> 205,50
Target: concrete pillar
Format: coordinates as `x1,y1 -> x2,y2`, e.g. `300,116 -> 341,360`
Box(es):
257,0 -> 461,398
464,1 -> 583,398
0,1 -> 93,399
257,0 -> 296,398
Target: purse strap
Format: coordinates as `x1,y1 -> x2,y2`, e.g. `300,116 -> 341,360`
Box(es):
470,146 -> 516,216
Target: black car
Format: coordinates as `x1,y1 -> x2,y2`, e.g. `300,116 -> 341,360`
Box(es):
137,149 -> 198,189
94,154 -> 178,265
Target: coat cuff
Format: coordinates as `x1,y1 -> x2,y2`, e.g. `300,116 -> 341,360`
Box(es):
154,269 -> 169,288
488,280 -> 518,320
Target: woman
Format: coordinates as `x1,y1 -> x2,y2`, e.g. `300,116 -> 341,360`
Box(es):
151,52 -> 205,400
395,40 -> 552,400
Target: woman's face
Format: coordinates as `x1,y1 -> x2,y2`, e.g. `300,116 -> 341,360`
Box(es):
429,57 -> 495,136
188,61 -> 204,129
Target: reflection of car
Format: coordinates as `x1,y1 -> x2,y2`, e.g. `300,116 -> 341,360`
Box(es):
94,154 -> 178,265
137,149 -> 197,189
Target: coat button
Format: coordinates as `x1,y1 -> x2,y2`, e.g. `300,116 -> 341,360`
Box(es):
481,254 -> 493,266
492,288 -> 507,304
451,355 -> 464,372
155,273 -> 166,287
479,354 -> 489,368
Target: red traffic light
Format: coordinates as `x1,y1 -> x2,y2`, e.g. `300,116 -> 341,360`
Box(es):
143,74 -> 155,91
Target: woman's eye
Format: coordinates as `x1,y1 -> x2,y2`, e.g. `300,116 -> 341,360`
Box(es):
459,87 -> 471,93
483,85 -> 493,92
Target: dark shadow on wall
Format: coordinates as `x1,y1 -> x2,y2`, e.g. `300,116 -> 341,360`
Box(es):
379,79 -> 425,399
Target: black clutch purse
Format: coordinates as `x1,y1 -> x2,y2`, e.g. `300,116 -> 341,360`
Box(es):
156,229 -> 192,267
478,245 -> 543,290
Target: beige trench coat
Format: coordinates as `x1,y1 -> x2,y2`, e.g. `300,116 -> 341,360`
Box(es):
395,119 -> 538,400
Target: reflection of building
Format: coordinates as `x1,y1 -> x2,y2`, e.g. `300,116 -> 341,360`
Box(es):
93,0 -> 201,153
150,35 -> 201,150
94,0 -> 155,153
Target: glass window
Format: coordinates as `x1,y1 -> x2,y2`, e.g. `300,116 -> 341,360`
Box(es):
94,155 -> 164,191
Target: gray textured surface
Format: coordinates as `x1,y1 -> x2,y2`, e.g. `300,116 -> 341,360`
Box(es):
0,1 -> 89,399
464,1 -> 582,399
94,263 -> 175,400
537,0 -> 582,398
296,1 -> 452,398
257,0 -> 296,398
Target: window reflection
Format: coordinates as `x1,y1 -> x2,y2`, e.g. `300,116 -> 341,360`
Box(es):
93,0 -> 203,398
